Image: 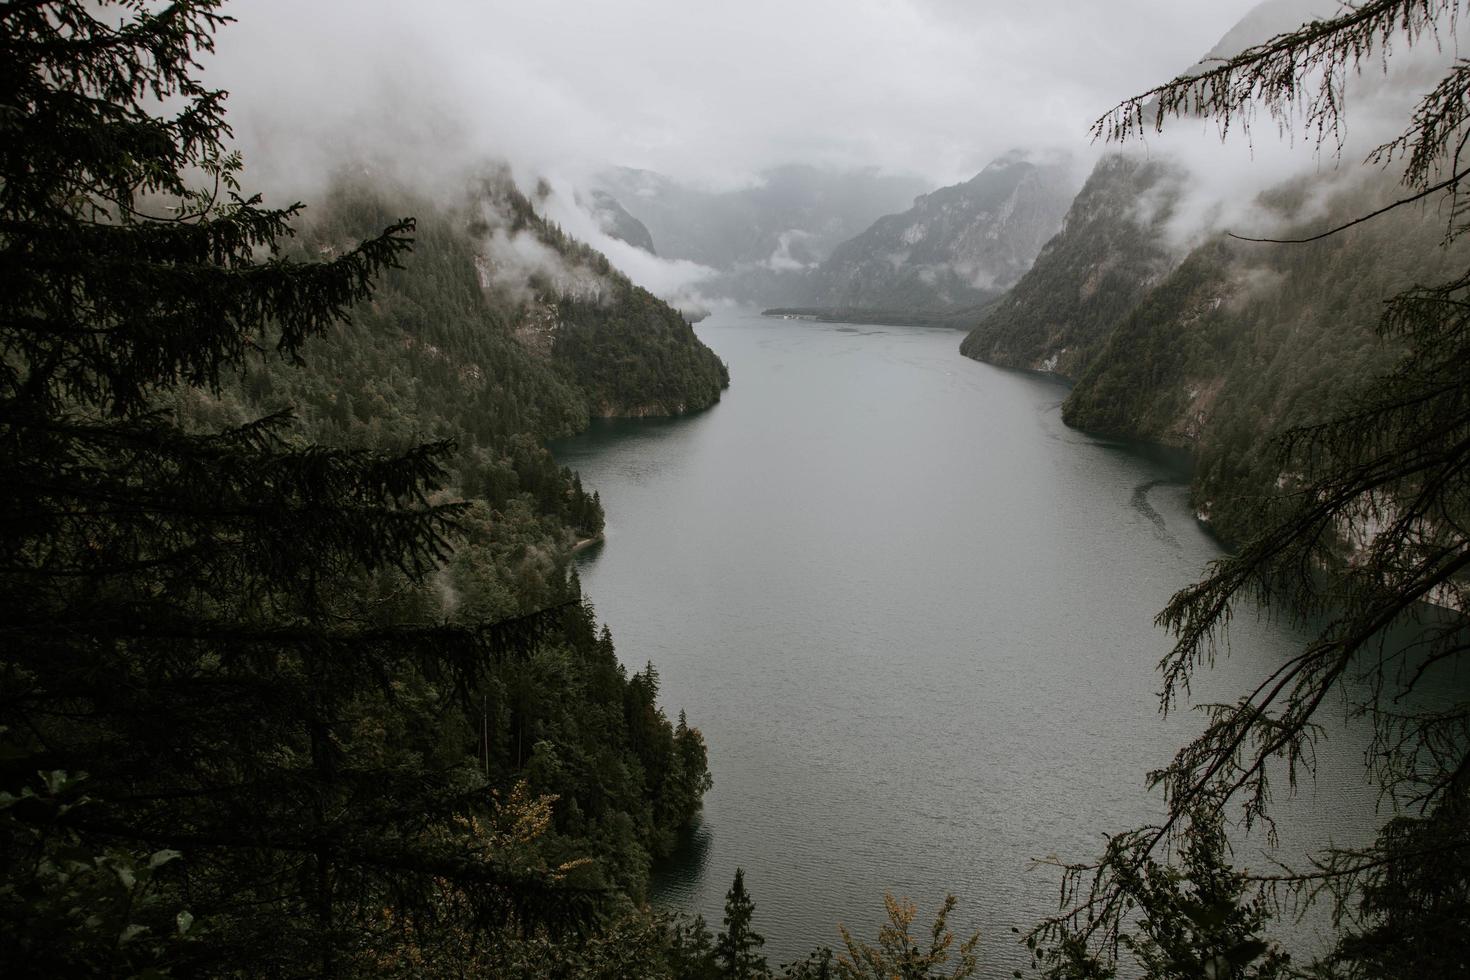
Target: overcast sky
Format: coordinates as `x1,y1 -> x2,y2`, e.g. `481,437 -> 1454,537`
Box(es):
206,0 -> 1273,192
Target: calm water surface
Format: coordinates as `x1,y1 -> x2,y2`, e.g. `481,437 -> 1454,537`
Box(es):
552,311 -> 1381,972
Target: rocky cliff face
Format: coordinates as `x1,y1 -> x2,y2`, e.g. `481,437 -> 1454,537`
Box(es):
952,0 -> 1450,546
958,153 -> 1182,377
959,153 -> 1467,544
807,152 -> 1080,312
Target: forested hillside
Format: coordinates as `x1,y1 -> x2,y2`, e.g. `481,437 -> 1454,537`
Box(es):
172,166 -> 731,880
0,3 -> 727,966
181,169 -> 727,614
1061,176 -> 1465,541
961,159 -> 1467,546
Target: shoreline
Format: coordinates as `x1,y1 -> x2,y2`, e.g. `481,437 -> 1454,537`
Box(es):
571,533 -> 604,553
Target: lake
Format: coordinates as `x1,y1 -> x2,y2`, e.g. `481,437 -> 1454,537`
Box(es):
552,310 -> 1381,973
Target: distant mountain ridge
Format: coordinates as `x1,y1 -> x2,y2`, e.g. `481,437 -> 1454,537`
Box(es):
596,164 -> 932,304
805,151 -> 1079,313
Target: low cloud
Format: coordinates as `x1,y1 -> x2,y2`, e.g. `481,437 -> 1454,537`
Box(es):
1114,15 -> 1468,251
203,0 -> 1271,195
764,230 -> 819,272
193,0 -> 1466,307
477,224 -> 610,307
533,175 -> 721,307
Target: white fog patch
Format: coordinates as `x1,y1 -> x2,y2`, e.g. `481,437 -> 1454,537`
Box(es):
1225,265 -> 1288,311
203,0 -> 1267,195
534,174 -> 720,306
1120,17 -> 1470,252
764,230 -> 819,272
476,185 -> 614,302
477,215 -> 611,307
955,261 -> 999,291
432,567 -> 461,616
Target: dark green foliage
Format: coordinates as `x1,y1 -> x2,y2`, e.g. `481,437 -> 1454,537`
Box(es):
556,286 -> 729,416
717,868 -> 770,980
1032,815 -> 1290,980
1325,787 -> 1470,978
228,174 -> 719,892
0,2 -> 714,974
781,948 -> 836,979
465,172 -> 728,418
667,913 -> 724,980
0,761 -> 202,977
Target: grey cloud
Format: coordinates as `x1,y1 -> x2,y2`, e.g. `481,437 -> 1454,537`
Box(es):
205,0 -> 1269,191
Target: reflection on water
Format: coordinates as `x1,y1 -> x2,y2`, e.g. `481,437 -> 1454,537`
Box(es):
652,818 -> 715,905
553,310 -> 1390,971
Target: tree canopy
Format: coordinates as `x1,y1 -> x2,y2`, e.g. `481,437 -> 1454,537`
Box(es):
0,2 -> 717,975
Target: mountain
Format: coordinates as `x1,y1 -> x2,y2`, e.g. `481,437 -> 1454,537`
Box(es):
583,188 -> 658,254
470,171 -> 729,416
1200,0 -> 1330,62
597,164 -> 932,304
1057,175 -> 1467,542
952,0 -> 1458,549
232,165 -> 727,580
958,153 -> 1182,375
806,151 -> 1080,313
955,0 -> 1380,545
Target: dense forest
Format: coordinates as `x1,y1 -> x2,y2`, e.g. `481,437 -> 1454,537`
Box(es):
0,3 -> 988,976
0,3 -> 734,974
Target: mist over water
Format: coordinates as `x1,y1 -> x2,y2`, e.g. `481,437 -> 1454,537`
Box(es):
554,312 -> 1384,971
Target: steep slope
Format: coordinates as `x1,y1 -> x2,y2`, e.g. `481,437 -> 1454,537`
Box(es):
212,169 -> 726,600
957,0 -> 1332,377
583,188 -> 658,254
806,152 -> 1079,313
956,0 -> 1441,548
1200,0 -> 1330,62
164,169 -> 725,897
1060,176 -> 1468,543
958,153 -> 1183,376
470,172 -> 729,417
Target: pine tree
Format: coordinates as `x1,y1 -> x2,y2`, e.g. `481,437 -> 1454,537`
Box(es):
0,2 -> 594,974
715,867 -> 769,979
